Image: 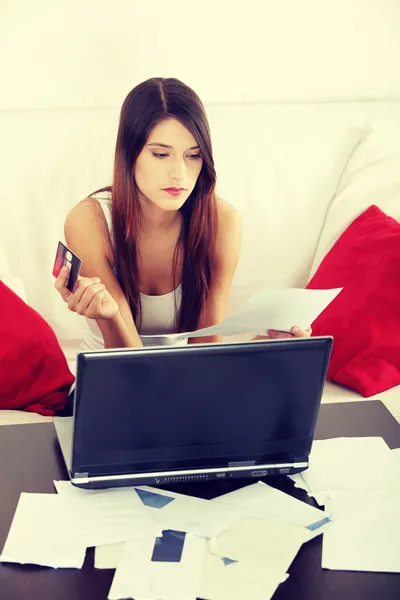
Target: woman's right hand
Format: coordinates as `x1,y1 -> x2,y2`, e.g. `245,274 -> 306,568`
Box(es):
54,266 -> 120,320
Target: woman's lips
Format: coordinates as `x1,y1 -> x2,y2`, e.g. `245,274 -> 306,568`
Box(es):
163,188 -> 185,197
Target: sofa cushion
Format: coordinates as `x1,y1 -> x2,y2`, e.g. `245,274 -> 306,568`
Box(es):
0,281 -> 75,416
307,205 -> 400,397
310,103 -> 400,277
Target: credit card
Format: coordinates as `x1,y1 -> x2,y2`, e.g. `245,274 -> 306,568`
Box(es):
52,241 -> 82,293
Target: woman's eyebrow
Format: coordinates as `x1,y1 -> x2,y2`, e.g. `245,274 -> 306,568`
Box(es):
147,142 -> 200,150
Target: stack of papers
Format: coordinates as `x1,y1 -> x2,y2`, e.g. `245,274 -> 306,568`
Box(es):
0,480 -> 328,599
291,437 -> 400,573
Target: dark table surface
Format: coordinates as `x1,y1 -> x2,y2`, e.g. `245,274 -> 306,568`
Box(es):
1,400 -> 400,600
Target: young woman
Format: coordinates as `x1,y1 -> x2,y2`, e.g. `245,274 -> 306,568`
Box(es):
55,77 -> 311,349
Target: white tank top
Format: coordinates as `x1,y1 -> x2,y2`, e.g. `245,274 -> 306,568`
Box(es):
80,192 -> 186,349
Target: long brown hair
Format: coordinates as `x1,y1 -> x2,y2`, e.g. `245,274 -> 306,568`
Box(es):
92,77 -> 218,332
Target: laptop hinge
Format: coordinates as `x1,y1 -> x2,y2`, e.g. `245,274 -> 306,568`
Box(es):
73,472 -> 89,482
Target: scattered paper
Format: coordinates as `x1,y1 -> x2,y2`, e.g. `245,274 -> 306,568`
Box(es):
133,485 -> 246,538
4,438 -> 399,587
54,481 -> 161,546
108,533 -> 206,600
212,481 -> 330,539
322,490 -> 400,573
152,499 -> 245,538
290,437 -> 399,505
209,517 -> 309,571
198,550 -> 289,600
142,286 -> 342,339
95,543 -> 122,570
95,485 -> 245,569
0,493 -> 86,568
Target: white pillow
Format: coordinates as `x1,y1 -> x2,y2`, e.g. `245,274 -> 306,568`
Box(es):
208,104 -> 364,303
310,103 -> 400,276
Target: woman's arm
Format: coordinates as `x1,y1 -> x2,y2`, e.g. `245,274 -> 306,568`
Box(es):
98,311 -> 142,349
64,199 -> 143,349
188,199 -> 243,344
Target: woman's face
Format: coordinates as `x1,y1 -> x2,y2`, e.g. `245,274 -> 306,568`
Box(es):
134,118 -> 203,212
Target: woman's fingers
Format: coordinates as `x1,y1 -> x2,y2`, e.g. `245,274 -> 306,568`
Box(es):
85,289 -> 105,319
55,269 -> 107,318
290,325 -> 312,338
54,266 -> 72,301
69,282 -> 105,315
267,326 -> 312,339
267,329 -> 293,339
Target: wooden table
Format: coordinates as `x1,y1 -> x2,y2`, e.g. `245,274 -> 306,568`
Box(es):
1,400 -> 400,600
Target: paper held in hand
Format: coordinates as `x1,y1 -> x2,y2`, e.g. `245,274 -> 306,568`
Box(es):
142,286 -> 342,341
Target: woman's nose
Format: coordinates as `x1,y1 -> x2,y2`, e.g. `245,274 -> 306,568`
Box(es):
169,159 -> 186,182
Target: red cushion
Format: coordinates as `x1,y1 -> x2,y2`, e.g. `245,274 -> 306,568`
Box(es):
0,281 -> 75,415
307,205 -> 400,397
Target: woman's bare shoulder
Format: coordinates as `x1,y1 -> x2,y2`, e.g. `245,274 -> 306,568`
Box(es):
214,196 -> 242,268
65,196 -> 106,223
64,197 -> 113,262
215,195 -> 242,235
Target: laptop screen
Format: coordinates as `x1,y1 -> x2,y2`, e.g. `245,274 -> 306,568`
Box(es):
72,338 -> 331,476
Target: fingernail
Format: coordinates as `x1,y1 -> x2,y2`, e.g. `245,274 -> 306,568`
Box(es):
292,326 -> 299,334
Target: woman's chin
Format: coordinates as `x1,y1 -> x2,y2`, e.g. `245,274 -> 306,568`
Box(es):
140,191 -> 189,213
155,197 -> 187,211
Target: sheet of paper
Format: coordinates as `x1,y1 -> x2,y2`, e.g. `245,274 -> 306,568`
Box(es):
290,437 -> 392,504
212,481 -> 331,539
322,490 -> 400,572
142,286 -> 342,339
133,485 -> 246,538
95,543 -> 123,569
307,436 -> 390,457
54,481 -> 161,546
295,438 -> 400,501
0,493 -> 86,568
108,533 -> 206,600
209,517 -> 309,571
289,472 -> 330,506
198,550 -> 289,600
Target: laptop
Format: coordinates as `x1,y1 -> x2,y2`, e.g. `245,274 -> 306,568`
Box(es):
54,336 -> 332,489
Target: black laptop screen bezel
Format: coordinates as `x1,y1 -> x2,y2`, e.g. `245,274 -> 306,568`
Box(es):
70,337 -> 332,477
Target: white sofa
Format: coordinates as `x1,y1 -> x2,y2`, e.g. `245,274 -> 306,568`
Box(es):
1,100 -> 399,426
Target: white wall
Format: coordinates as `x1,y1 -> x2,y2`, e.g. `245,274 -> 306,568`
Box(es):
1,0 -> 400,109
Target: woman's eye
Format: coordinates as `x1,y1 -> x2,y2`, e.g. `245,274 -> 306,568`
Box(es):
152,152 -> 201,160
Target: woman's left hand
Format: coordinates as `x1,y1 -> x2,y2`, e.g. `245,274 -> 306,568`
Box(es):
267,325 -> 312,339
